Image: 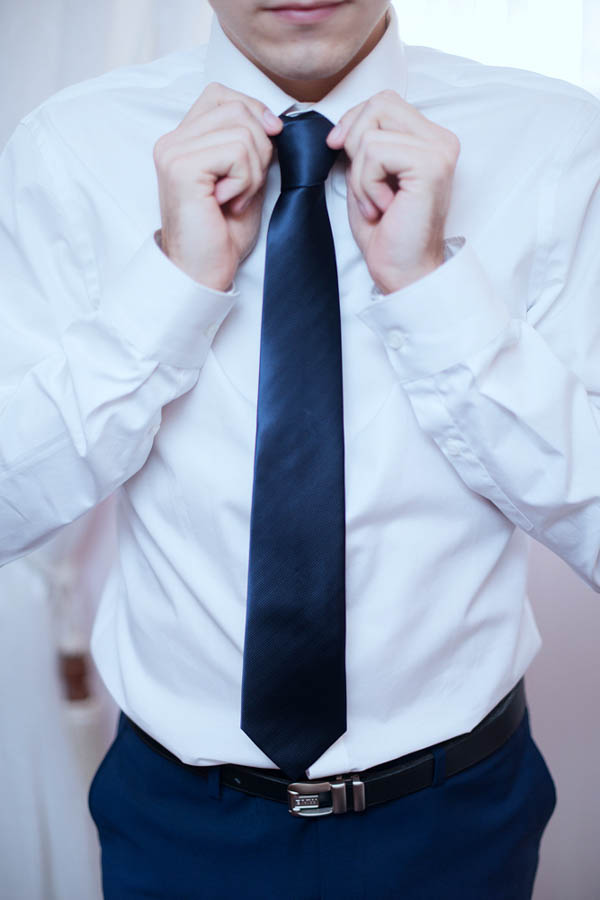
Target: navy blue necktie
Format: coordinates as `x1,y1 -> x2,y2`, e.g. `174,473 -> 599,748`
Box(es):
240,112 -> 347,782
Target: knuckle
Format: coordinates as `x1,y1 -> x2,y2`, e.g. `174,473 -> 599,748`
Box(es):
446,130 -> 461,161
374,88 -> 398,105
153,132 -> 174,166
357,131 -> 379,166
231,124 -> 253,145
350,169 -> 362,197
362,128 -> 380,153
344,132 -> 358,156
258,147 -> 274,173
437,127 -> 461,162
257,130 -> 273,154
204,81 -> 225,96
231,139 -> 250,163
228,100 -> 247,119
431,150 -> 454,183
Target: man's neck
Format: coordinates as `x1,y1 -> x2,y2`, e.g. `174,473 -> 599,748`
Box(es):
221,8 -> 390,103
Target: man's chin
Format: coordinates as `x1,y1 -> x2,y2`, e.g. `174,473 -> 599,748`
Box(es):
259,51 -> 351,84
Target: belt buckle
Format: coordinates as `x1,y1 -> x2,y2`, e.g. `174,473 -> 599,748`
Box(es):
287,775 -> 366,817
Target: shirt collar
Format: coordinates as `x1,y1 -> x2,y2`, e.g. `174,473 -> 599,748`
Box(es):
204,4 -> 407,126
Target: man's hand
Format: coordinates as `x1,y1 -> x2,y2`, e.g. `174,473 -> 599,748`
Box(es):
153,83 -> 282,291
327,90 -> 460,294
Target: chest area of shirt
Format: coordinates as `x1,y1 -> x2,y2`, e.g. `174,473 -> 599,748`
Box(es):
204,159 -> 398,441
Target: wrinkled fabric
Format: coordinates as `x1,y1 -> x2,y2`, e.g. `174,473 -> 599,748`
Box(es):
0,6 -> 599,778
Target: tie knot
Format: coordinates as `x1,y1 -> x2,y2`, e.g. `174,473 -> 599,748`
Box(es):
275,111 -> 340,190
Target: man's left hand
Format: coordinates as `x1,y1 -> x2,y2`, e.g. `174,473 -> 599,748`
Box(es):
327,90 -> 460,294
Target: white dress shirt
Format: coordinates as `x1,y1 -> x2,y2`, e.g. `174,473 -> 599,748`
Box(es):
1,6 -> 599,778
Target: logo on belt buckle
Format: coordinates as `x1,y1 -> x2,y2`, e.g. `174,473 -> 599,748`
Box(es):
287,776 -> 366,817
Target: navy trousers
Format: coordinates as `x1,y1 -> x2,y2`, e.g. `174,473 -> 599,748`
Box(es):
89,705 -> 556,899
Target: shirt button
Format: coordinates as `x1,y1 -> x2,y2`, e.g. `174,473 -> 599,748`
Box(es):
445,438 -> 462,457
204,322 -> 218,340
387,329 -> 406,350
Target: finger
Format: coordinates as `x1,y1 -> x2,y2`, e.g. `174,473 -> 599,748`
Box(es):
329,90 -> 439,157
326,101 -> 366,149
344,101 -> 432,163
211,134 -> 263,210
209,139 -> 263,209
174,103 -> 276,173
161,127 -> 267,208
181,81 -> 283,136
156,123 -> 269,214
350,131 -> 431,219
163,141 -> 258,210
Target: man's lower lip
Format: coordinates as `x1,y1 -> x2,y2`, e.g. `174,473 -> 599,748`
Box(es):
270,4 -> 343,24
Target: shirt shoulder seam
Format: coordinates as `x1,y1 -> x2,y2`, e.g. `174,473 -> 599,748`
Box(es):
21,115 -> 101,308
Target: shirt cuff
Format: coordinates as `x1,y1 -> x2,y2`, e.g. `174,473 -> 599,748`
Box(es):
357,239 -> 511,383
100,232 -> 238,369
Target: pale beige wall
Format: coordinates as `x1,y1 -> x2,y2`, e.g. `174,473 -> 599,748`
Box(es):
528,544 -> 600,900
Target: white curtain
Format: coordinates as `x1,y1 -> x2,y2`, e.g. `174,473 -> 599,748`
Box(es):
395,0 -> 597,93
0,2 -> 599,899
0,0 -> 213,147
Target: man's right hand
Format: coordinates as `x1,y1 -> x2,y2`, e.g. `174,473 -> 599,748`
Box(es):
153,83 -> 283,291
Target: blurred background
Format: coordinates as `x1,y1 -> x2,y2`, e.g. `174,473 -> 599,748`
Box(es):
0,1 -> 598,898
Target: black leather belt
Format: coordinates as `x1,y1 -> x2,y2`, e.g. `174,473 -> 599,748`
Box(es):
123,678 -> 526,818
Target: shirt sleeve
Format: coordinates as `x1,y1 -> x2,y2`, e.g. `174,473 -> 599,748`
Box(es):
358,105 -> 600,592
0,119 -> 238,566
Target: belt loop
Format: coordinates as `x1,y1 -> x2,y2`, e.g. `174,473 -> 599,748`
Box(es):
207,765 -> 222,800
432,747 -> 447,788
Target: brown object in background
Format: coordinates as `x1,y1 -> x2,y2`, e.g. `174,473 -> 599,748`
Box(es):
59,652 -> 91,701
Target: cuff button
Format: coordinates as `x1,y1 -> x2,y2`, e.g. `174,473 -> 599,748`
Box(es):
387,329 -> 406,350
445,439 -> 462,457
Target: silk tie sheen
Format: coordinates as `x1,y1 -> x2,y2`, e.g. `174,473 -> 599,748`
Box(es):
240,111 -> 347,782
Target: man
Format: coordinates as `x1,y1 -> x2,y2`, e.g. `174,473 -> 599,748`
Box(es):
1,0 -> 599,897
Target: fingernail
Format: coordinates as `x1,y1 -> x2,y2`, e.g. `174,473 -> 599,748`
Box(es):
263,109 -> 281,129
358,200 -> 370,218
